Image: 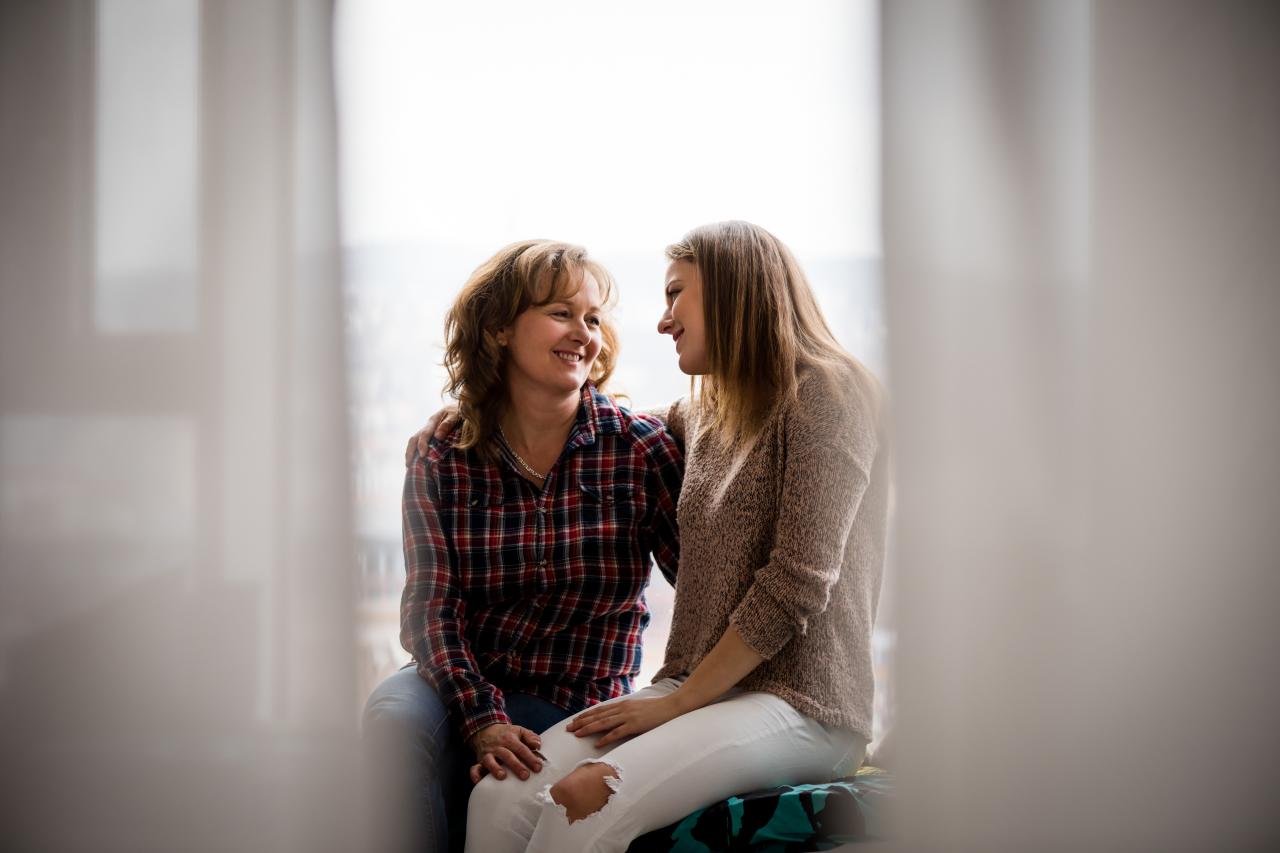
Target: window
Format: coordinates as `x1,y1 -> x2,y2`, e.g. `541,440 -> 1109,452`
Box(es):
335,0 -> 886,732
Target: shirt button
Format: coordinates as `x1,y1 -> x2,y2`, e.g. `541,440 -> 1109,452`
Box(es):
469,498 -> 478,506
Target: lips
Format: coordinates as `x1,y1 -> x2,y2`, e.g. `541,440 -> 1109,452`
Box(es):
554,350 -> 583,363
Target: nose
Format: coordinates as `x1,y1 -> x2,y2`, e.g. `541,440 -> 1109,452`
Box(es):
568,315 -> 590,344
657,307 -> 673,336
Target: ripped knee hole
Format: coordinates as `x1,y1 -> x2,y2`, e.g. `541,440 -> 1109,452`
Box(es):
543,761 -> 623,824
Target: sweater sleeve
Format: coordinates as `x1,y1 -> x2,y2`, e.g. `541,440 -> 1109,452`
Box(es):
729,376 -> 880,659
400,453 -> 510,741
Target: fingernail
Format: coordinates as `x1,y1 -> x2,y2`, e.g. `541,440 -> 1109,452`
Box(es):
533,763 -> 542,772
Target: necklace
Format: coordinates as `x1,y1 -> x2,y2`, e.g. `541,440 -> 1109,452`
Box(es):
498,424 -> 547,480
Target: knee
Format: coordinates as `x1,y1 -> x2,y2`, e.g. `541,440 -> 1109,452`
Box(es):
360,676 -> 448,762
469,771 -> 526,817
548,763 -> 620,824
361,689 -> 420,738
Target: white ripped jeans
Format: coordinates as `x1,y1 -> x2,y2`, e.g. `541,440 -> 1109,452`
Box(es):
464,677 -> 865,853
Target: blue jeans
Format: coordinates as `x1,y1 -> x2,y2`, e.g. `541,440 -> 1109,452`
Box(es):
361,665 -> 570,853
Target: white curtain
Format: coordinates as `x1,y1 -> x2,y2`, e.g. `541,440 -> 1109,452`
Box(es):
884,0 -> 1280,848
0,2 -> 357,850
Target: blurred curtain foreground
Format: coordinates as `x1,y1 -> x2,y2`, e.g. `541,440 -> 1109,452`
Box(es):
0,1 -> 357,851
884,1 -> 1280,851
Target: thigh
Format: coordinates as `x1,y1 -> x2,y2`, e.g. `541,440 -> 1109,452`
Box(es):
504,693 -> 572,736
529,678 -> 684,774
465,680 -> 683,842
363,665 -> 452,740
362,665 -> 473,791
542,689 -> 864,848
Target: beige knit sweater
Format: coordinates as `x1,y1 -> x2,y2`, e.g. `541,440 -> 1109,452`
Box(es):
653,360 -> 888,739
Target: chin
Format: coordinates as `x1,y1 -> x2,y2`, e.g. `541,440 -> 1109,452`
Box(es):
556,374 -> 588,392
677,355 -> 706,375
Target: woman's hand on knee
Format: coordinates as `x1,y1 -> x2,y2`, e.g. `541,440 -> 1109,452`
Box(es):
567,695 -> 683,748
466,723 -> 544,783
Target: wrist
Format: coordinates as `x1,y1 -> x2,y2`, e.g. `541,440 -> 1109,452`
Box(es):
668,686 -> 699,716
461,709 -> 511,744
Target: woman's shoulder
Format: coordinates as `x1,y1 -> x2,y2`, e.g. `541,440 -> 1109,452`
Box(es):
611,399 -> 684,456
789,359 -> 886,458
419,423 -> 463,467
410,424 -> 489,481
659,397 -> 692,442
796,358 -> 883,417
608,393 -> 689,450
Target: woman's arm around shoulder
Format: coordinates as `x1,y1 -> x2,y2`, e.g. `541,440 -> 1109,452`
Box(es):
636,396 -> 691,445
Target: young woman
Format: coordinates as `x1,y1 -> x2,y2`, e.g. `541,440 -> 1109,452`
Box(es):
416,221 -> 889,853
363,240 -> 682,853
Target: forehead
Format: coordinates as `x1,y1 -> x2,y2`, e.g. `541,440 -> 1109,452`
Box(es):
665,258 -> 698,284
538,267 -> 602,306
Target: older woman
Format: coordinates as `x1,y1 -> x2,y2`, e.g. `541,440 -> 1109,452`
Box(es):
362,240 -> 682,853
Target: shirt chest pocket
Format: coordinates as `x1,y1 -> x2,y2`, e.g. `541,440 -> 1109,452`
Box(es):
578,481 -> 637,524
439,487 -> 526,599
561,480 -> 645,610
572,481 -> 639,567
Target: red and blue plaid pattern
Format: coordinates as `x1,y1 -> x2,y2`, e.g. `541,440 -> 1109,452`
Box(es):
400,383 -> 683,741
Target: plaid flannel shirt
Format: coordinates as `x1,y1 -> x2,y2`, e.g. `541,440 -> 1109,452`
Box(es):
400,383 -> 683,741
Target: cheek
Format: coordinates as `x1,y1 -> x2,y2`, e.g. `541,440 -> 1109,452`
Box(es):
676,308 -> 698,339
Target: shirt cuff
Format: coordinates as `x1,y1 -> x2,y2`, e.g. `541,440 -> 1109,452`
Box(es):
729,584 -> 799,660
457,705 -> 512,743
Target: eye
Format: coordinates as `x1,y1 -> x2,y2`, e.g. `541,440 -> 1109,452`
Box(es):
587,315 -> 602,327
551,309 -> 570,318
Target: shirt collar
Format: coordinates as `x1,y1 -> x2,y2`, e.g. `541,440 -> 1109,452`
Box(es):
563,381 -> 623,452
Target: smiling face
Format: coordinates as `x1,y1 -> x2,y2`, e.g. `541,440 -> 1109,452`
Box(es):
657,259 -> 709,375
500,272 -> 604,397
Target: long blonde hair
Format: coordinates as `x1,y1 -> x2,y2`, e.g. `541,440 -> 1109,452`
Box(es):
443,240 -> 618,458
665,221 -> 854,443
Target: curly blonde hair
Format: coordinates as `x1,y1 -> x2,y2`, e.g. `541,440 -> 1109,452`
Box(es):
443,240 -> 619,458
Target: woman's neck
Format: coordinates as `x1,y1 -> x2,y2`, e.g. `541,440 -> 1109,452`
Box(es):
500,382 -> 581,458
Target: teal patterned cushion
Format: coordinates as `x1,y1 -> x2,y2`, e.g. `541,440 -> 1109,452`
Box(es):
627,768 -> 892,852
